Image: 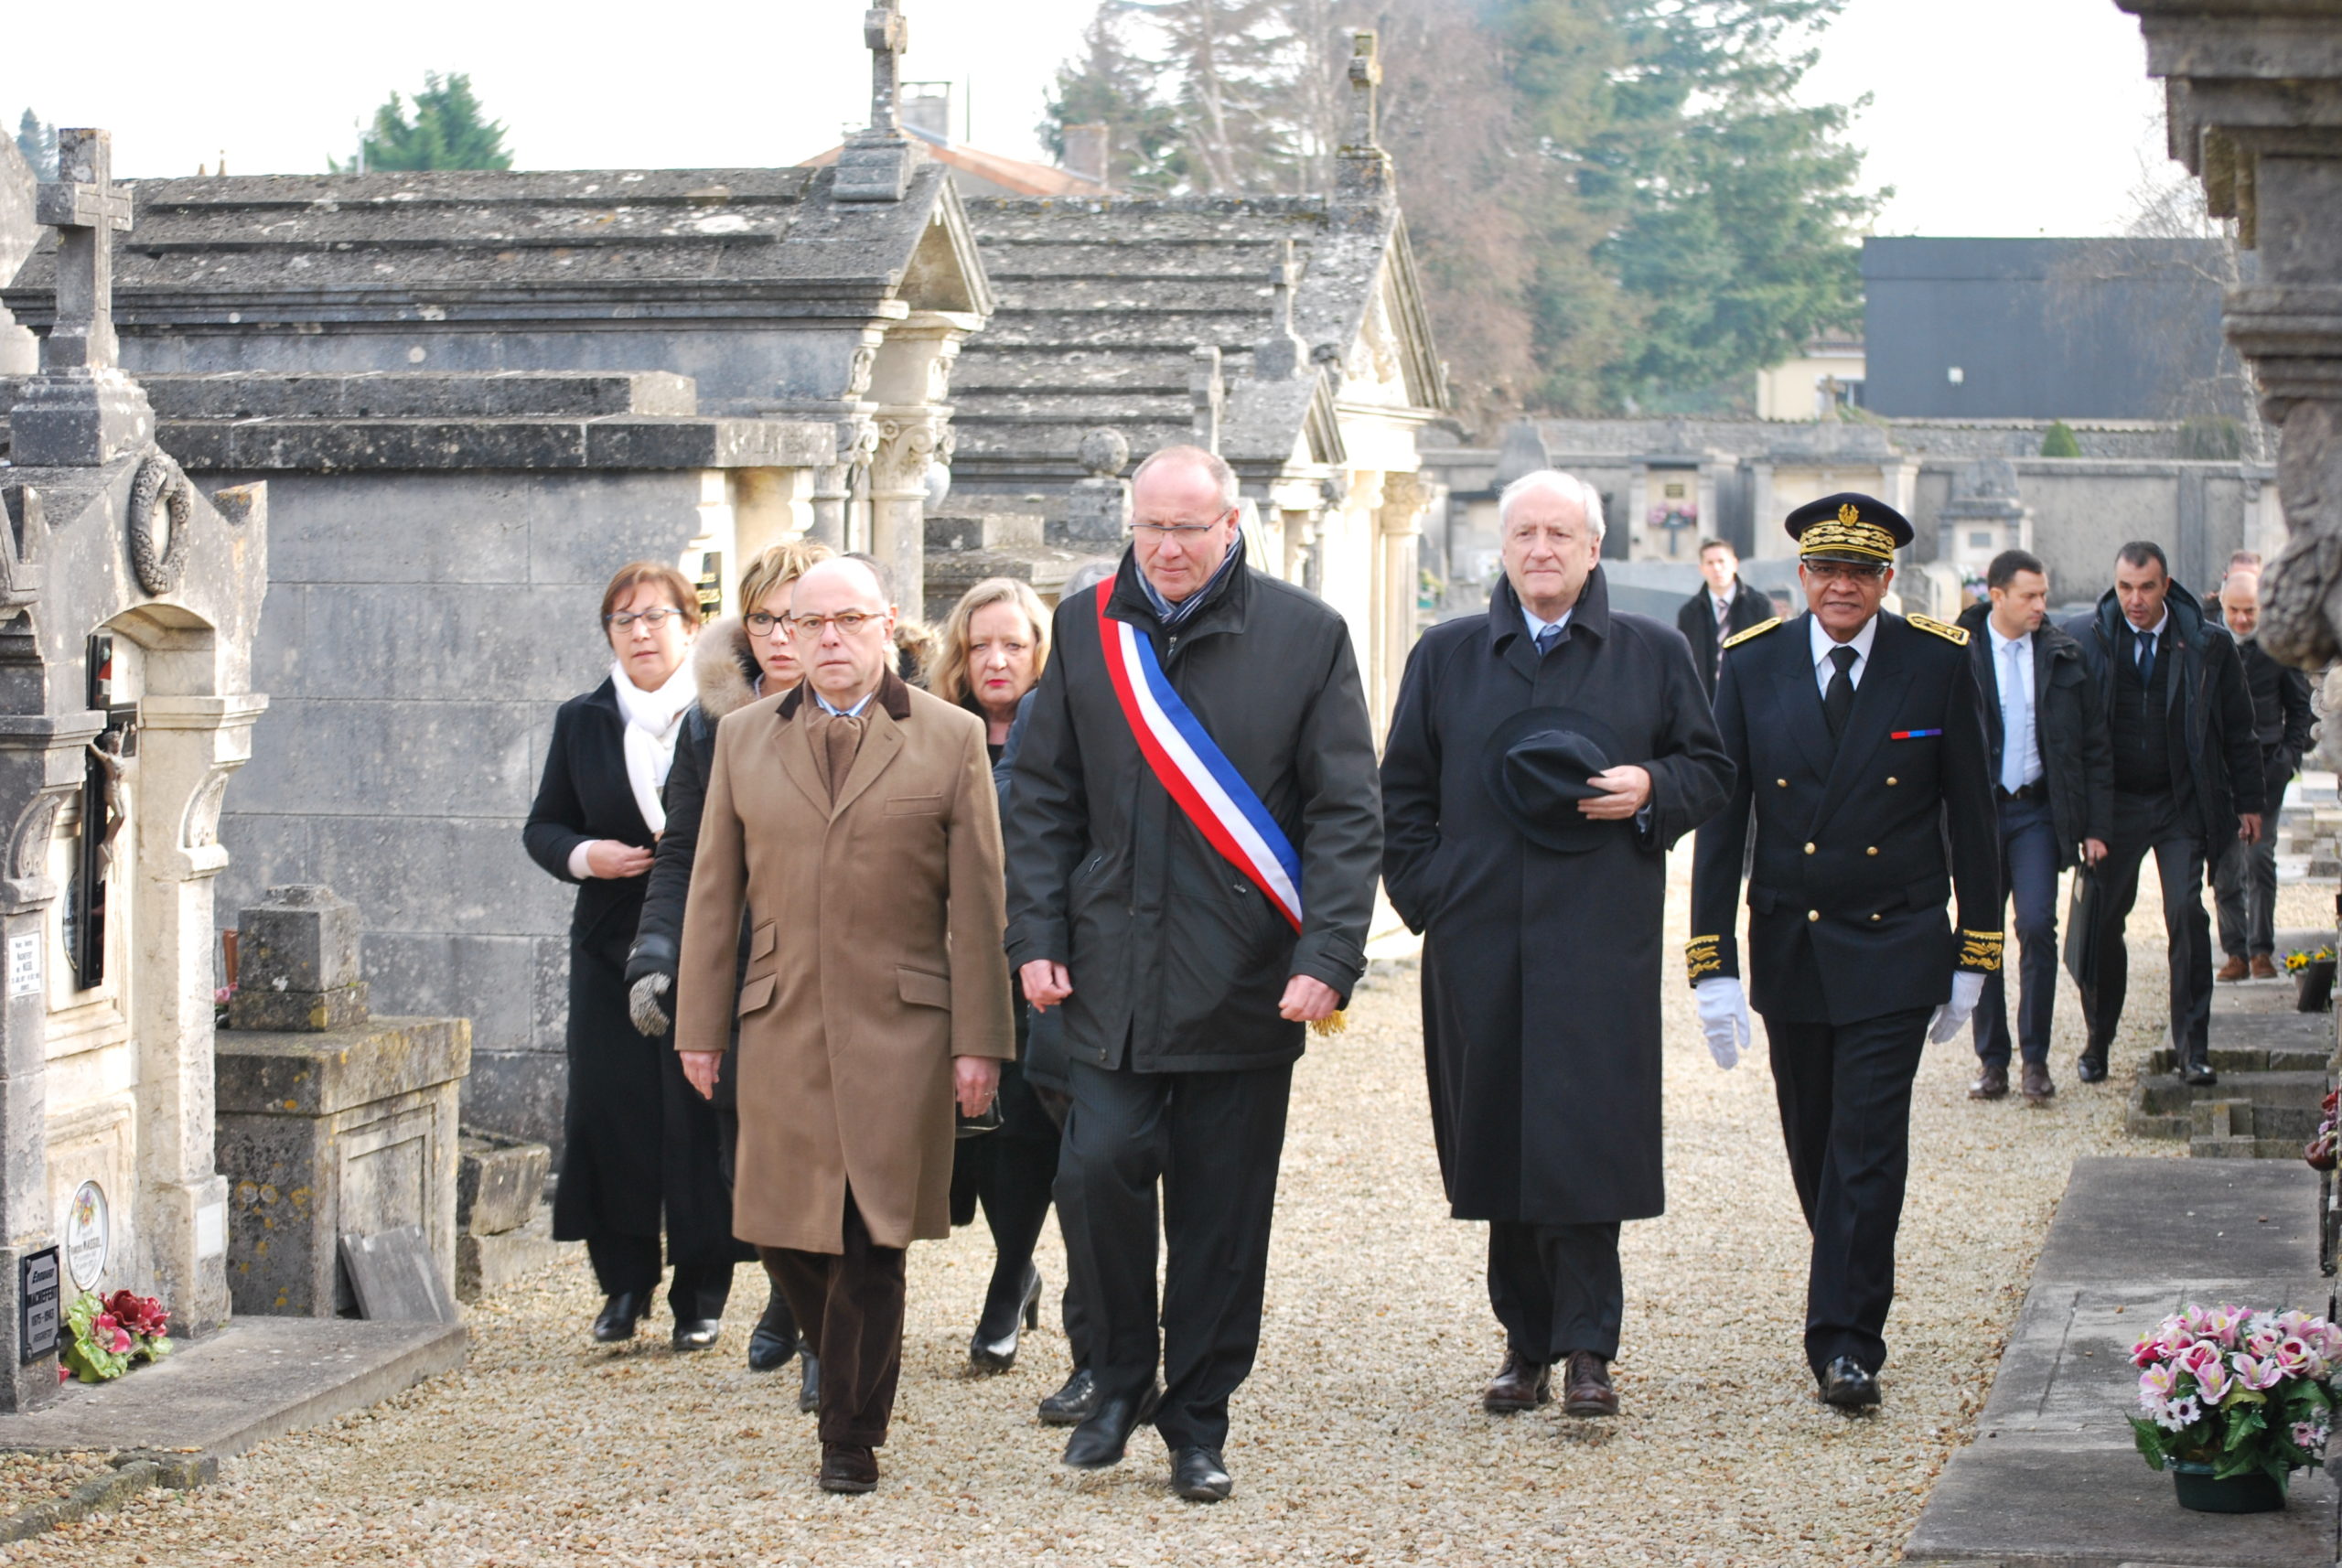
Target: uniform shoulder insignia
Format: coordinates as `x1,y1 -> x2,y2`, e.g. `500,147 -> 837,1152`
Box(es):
1721,617 -> 1781,650
1908,613 -> 1970,647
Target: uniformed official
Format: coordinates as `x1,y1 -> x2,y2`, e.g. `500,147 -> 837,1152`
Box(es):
1686,493 -> 2001,1411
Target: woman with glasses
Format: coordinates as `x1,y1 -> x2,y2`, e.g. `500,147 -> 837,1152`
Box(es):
626,541 -> 833,1399
526,561 -> 736,1348
928,580 -> 1079,1391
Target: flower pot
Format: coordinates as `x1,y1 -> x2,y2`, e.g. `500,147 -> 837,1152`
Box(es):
2295,960 -> 2335,1014
2170,1460 -> 2288,1514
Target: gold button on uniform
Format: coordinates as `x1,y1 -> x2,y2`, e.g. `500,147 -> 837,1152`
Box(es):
1808,910 -> 1820,923
1866,846 -> 1878,856
1777,779 -> 1788,788
1870,913 -> 1882,922
1804,843 -> 1816,854
1885,776 -> 1898,787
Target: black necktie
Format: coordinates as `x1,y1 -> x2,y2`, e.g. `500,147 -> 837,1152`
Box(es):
2136,629 -> 2155,688
1824,645 -> 1857,740
1535,624 -> 1561,658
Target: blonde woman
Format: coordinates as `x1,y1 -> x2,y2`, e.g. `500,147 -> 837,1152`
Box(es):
626,540 -> 833,1389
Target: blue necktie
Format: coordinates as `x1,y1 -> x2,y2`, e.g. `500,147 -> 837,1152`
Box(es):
1535,625 -> 1561,657
2136,630 -> 2155,688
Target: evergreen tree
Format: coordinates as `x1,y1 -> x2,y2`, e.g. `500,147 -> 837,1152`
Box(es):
1042,7 -> 1187,191
15,110 -> 58,180
331,72 -> 512,173
2040,420 -> 2082,458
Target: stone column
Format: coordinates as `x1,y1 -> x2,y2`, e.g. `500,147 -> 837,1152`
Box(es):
1374,470 -> 1433,735
2114,4 -> 2342,669
866,311 -> 978,612
131,691 -> 265,1337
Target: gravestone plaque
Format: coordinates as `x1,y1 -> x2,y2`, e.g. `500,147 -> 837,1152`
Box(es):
18,1249 -> 59,1364
338,1227 -> 459,1325
64,1181 -> 107,1290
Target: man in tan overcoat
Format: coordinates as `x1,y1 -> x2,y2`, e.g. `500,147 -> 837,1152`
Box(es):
676,556 -> 1013,1495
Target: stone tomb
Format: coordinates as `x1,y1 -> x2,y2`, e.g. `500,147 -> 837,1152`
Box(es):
0,129 -> 269,1411
214,886 -> 468,1318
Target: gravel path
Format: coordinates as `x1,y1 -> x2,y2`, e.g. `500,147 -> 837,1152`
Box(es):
13,860 -> 2328,1565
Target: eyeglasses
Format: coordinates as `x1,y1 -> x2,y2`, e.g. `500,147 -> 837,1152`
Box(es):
1133,510 -> 1235,540
787,609 -> 886,639
606,607 -> 686,630
744,611 -> 789,638
1803,561 -> 1888,584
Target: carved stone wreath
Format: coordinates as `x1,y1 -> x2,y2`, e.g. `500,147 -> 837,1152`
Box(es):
128,455 -> 193,596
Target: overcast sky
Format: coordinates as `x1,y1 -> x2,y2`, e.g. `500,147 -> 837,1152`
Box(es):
5,0 -> 2173,238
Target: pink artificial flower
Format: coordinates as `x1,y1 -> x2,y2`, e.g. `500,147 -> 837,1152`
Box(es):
2294,1421 -> 2330,1451
91,1312 -> 132,1356
2230,1353 -> 2284,1391
2274,1337 -> 2315,1377
2132,1334 -> 2165,1369
2195,1359 -> 2234,1404
2178,1341 -> 2223,1378
2139,1364 -> 2177,1409
2246,1328 -> 2282,1359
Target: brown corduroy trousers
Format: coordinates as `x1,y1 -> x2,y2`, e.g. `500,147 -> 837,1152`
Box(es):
759,1193 -> 908,1446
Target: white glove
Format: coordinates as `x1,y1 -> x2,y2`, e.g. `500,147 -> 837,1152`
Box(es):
1694,977 -> 1752,1070
628,972 -> 673,1037
1928,970 -> 1987,1045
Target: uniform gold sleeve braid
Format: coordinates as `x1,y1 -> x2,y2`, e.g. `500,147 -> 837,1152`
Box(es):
1908,613 -> 1971,646
1958,929 -> 2004,972
1685,935 -> 1724,983
1721,618 -> 1780,650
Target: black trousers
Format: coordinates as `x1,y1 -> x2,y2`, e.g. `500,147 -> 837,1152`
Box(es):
761,1194 -> 908,1447
1055,1057 -> 1293,1452
1973,793 -> 2061,1068
1764,1004 -> 1931,1378
2214,833 -> 2279,961
2083,789 -> 2212,1062
1488,1221 -> 1622,1363
583,1234 -> 734,1321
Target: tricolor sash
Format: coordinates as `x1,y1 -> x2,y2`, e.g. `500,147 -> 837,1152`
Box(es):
1095,582 -> 1303,931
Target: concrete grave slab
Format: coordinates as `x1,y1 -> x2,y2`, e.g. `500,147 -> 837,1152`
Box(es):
1905,1158 -> 2338,1567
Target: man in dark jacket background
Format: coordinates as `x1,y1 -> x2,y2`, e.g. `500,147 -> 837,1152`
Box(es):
1678,537 -> 1776,699
2211,568 -> 2312,982
1383,470 -> 1731,1424
1957,551 -> 2112,1104
2064,542 -> 2264,1087
1004,446 -> 1381,1503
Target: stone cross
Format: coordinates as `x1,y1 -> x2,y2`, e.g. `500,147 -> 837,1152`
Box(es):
33,129 -> 132,376
1254,241 -> 1308,381
1345,30 -> 1381,151
865,3 -> 908,139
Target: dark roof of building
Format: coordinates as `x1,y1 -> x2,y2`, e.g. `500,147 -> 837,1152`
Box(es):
948,195 -> 1445,489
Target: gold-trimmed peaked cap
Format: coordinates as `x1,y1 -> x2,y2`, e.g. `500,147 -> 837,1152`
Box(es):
1786,491 -> 1913,564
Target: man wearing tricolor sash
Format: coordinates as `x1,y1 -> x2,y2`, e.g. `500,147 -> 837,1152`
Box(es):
1004,446 -> 1381,1503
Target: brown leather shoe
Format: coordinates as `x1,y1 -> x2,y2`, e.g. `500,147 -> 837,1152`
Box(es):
1481,1350 -> 1552,1413
818,1442 -> 878,1494
1561,1350 -> 1618,1416
2217,955 -> 2250,983
2020,1061 -> 2054,1102
2252,954 -> 2280,981
1968,1063 -> 2009,1101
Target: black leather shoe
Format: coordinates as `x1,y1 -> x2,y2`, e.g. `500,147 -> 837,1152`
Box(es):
1482,1350 -> 1552,1413
747,1306 -> 800,1372
2182,1058 -> 2218,1087
1170,1445 -> 1232,1502
970,1263 -> 1043,1372
1061,1383 -> 1162,1469
2076,1048 -> 2109,1084
671,1318 -> 721,1352
1038,1367 -> 1097,1427
817,1442 -> 877,1494
1820,1356 -> 1881,1410
592,1291 -> 649,1344
798,1348 -> 822,1415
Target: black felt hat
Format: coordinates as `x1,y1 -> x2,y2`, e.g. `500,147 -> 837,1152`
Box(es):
1481,706 -> 1629,854
1784,492 -> 1914,563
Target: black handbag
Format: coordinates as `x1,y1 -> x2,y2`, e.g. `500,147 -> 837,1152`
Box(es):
2063,861 -> 2100,993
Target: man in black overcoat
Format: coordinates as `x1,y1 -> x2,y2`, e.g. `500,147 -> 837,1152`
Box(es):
1383,470 -> 1732,1421
1677,537 -> 1775,700
1688,494 -> 2002,1411
1004,446 -> 1382,1503
2210,568 -> 2310,983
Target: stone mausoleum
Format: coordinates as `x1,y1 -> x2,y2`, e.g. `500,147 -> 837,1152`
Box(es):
0,129 -> 268,1409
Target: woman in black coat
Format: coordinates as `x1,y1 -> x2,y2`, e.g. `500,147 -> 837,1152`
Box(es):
523,561 -> 742,1348
625,541 -> 830,1396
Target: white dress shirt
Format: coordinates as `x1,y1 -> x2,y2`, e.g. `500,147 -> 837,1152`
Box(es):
812,687 -> 876,718
1809,613 -> 1877,699
1522,604 -> 1574,645
1989,624 -> 2042,791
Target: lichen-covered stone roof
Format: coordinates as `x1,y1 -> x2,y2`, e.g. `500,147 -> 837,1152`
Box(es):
5,164 -> 987,328
951,196 -> 1443,489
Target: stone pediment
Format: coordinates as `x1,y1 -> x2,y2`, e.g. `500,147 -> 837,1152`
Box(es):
4,161 -> 991,329
948,196 -> 1445,488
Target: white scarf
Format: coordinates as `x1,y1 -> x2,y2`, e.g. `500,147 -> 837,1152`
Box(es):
610,658 -> 696,836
